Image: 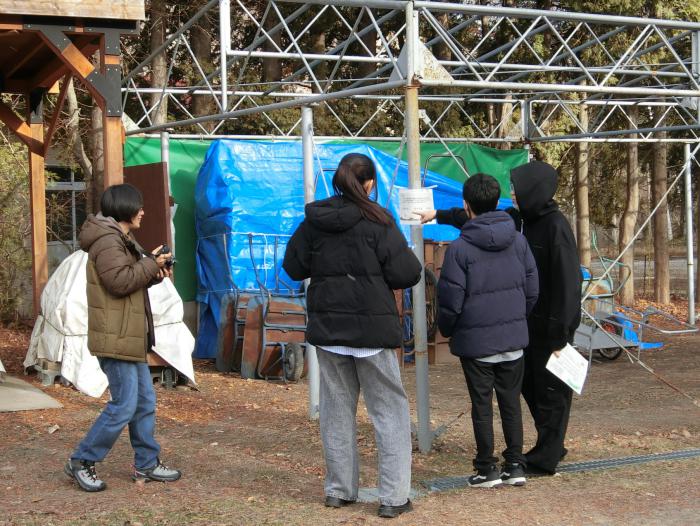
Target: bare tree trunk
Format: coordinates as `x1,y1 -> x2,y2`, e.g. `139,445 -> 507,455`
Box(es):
575,100 -> 591,268
537,0 -> 553,48
357,26 -> 377,80
89,103 -> 104,210
487,104 -> 496,136
652,119 -> 670,304
434,7 -> 452,62
262,10 -> 282,82
496,95 -> 514,148
696,179 -> 700,304
149,0 -> 168,126
65,78 -> 93,182
310,29 -> 327,93
192,15 -> 216,131
619,107 -> 639,305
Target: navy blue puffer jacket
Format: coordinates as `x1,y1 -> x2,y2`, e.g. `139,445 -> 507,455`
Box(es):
437,210 -> 539,359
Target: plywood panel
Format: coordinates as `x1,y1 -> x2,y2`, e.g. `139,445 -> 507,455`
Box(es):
0,1 -> 145,20
124,162 -> 171,253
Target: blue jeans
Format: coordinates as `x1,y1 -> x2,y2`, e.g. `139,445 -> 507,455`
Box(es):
72,358 -> 160,470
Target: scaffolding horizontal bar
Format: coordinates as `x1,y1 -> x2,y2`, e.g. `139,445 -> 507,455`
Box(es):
225,48 -> 693,80
275,0 -> 700,29
277,0 -> 406,9
123,87 -> 689,107
228,49 -> 388,63
531,123 -> 700,142
133,133 -> 700,144
125,80 -> 406,135
414,1 -> 700,30
421,79 -> 700,98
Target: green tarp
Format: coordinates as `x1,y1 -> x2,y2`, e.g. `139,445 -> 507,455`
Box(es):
124,137 -> 528,301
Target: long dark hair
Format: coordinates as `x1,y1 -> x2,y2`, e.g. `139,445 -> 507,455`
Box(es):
332,153 -> 391,225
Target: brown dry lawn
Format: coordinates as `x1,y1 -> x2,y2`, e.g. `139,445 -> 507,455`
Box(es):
1,325 -> 699,525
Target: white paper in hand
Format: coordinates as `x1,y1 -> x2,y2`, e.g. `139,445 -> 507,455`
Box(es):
545,343 -> 589,395
398,188 -> 435,225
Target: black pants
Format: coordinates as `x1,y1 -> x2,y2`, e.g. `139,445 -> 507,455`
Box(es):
460,356 -> 526,471
521,345 -> 573,474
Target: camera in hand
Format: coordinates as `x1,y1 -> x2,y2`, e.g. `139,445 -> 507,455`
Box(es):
157,244 -> 175,269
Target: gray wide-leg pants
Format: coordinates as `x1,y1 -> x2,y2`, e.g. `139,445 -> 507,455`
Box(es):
317,348 -> 412,507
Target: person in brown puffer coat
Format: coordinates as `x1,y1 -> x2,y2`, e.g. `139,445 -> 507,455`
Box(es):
64,184 -> 181,492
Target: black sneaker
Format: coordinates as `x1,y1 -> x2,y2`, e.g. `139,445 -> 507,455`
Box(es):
64,459 -> 106,492
378,499 -> 413,519
467,467 -> 503,488
500,463 -> 527,486
325,496 -> 355,508
133,458 -> 181,483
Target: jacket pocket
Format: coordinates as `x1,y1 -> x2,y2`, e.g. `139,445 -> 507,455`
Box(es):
119,297 -> 130,338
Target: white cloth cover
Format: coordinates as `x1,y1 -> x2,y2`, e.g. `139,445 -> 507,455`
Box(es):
25,251 -> 196,397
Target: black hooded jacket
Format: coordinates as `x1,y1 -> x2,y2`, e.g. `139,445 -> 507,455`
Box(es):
510,161 -> 581,350
436,206 -> 521,230
283,196 -> 422,348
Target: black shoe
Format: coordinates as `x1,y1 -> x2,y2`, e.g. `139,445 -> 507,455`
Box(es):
64,459 -> 106,492
467,466 -> 503,488
500,463 -> 527,486
523,464 -> 555,477
378,499 -> 413,519
325,496 -> 355,508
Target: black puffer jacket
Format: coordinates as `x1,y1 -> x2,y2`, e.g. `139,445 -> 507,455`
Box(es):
283,196 -> 422,348
436,206 -> 521,230
510,161 -> 582,350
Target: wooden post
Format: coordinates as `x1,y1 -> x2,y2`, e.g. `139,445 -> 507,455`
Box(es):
27,90 -> 47,316
103,115 -> 124,187
101,53 -> 123,188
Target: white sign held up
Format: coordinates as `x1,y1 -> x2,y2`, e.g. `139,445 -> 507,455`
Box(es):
398,188 -> 435,225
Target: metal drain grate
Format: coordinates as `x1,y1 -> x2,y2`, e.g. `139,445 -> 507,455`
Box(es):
556,448 -> 700,473
421,448 -> 700,493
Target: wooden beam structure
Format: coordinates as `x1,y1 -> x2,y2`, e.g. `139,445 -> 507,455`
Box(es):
101,51 -> 124,188
0,101 -> 43,154
43,73 -> 72,157
30,39 -> 100,90
0,1 -> 144,316
27,91 -> 47,317
0,1 -> 144,20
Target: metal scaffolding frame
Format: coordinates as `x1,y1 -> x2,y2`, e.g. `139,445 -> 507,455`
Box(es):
123,0 -> 700,143
122,0 -> 700,452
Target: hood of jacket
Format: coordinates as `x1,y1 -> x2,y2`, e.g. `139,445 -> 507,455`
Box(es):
510,160 -> 559,220
305,196 -> 364,233
460,210 -> 516,251
79,213 -> 127,252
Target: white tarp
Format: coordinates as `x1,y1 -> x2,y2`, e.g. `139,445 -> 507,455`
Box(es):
25,251 -> 195,397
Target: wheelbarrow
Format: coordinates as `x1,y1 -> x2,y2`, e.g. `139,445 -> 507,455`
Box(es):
237,233 -> 308,382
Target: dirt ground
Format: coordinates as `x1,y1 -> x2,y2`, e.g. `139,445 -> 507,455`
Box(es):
1,324 -> 699,526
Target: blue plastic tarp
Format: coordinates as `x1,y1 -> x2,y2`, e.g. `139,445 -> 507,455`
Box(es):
194,140 -> 513,358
